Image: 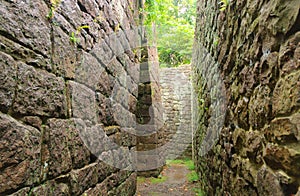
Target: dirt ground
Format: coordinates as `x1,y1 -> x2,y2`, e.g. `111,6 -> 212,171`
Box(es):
135,163 -> 201,196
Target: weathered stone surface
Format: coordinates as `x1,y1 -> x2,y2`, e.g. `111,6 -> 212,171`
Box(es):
43,118 -> 91,177
75,52 -> 114,94
193,0 -> 300,194
68,81 -> 97,123
279,32 -> 300,77
0,35 -> 51,71
272,71 -> 300,116
83,171 -> 134,195
13,63 -> 67,117
0,52 -> 17,113
31,178 -> 70,196
96,92 -> 116,125
108,172 -> 137,196
109,128 -> 136,147
52,26 -> 79,78
264,117 -> 299,143
160,65 -> 192,159
264,143 -> 300,176
249,85 -> 271,129
0,0 -> 51,57
0,113 -> 41,194
69,163 -> 99,195
0,0 -> 142,194
257,166 -> 283,196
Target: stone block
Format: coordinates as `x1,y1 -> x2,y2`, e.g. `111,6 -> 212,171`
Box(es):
108,172 -> 137,196
0,35 -> 51,71
91,40 -> 114,65
69,163 -> 98,195
109,129 -> 136,147
52,26 -> 79,78
264,143 -> 300,176
0,0 -> 51,57
272,71 -> 300,116
264,117 -> 299,143
257,165 -> 283,196
0,113 -> 41,194
45,118 -> 91,172
96,92 -> 116,126
13,63 -> 67,117
0,52 -> 17,113
31,178 -> 70,196
68,81 -> 97,124
75,52 -> 113,95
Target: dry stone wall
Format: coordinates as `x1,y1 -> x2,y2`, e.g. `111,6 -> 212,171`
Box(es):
193,0 -> 300,195
0,0 -> 145,195
136,44 -> 165,177
159,65 -> 192,159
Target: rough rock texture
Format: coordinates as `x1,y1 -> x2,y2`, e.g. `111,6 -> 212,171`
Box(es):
159,65 -> 192,159
0,0 -> 146,194
193,0 -> 300,195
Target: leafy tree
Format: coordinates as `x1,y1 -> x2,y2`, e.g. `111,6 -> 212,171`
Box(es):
143,0 -> 196,67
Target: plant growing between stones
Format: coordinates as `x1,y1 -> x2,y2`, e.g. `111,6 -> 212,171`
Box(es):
46,0 -> 61,20
69,25 -> 90,44
219,0 -> 230,11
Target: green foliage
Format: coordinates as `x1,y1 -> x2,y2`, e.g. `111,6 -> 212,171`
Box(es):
187,171 -> 199,182
219,0 -> 230,11
149,176 -> 167,184
166,158 -> 195,170
47,0 -> 61,20
69,32 -> 79,44
143,0 -> 196,67
69,25 -> 90,44
192,187 -> 206,196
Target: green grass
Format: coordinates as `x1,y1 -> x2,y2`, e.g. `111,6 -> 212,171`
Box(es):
187,171 -> 199,182
166,158 -> 195,170
137,177 -> 146,183
149,176 -> 167,184
192,187 -> 205,196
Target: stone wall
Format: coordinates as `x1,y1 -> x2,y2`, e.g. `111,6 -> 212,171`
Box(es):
159,65 -> 192,159
0,0 -> 143,195
136,43 -> 165,177
193,0 -> 300,195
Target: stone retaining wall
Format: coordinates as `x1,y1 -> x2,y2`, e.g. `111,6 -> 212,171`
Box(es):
192,0 -> 300,195
0,0 -> 144,194
159,65 -> 192,159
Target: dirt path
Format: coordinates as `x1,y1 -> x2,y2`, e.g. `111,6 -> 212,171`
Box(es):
136,163 -> 200,196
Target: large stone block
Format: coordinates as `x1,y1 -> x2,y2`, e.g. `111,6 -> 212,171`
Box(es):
248,85 -> 271,129
13,63 -> 67,117
69,163 -> 99,195
264,117 -> 299,143
0,0 -> 51,57
75,52 -> 114,95
264,143 -> 300,176
41,118 -> 92,180
257,165 -> 283,196
108,172 -> 137,196
0,35 -> 51,71
0,113 -> 41,194
52,26 -> 79,78
0,52 -> 17,113
31,178 -> 70,196
272,71 -> 300,116
68,81 -> 97,123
